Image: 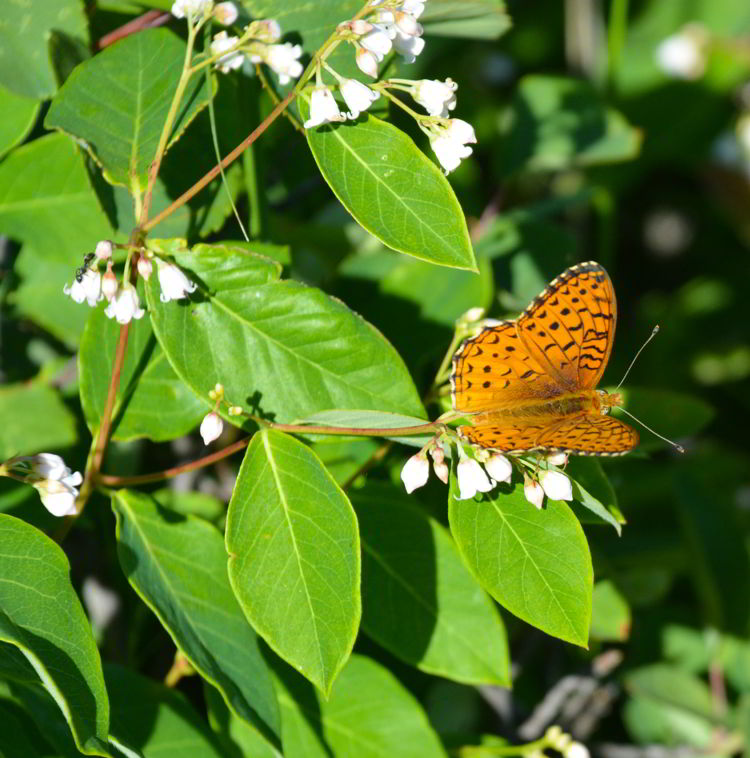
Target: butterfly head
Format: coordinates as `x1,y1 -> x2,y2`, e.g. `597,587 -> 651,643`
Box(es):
597,389 -> 623,415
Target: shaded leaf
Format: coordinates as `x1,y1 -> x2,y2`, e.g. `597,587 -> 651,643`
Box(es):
421,0 -> 512,39
0,85 -> 40,159
353,484 -> 510,685
590,580 -> 631,642
46,29 -> 211,189
226,430 -> 360,695
0,515 -> 111,755
112,490 -> 280,741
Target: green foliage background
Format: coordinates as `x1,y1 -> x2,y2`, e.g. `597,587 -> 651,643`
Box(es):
1,0 -> 750,755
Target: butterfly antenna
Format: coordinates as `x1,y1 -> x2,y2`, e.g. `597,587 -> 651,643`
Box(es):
615,325 -> 660,391
615,406 -> 686,453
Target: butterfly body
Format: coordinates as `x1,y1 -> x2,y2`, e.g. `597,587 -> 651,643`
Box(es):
450,262 -> 638,457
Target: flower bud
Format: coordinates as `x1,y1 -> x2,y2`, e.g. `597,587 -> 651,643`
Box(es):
540,470 -> 573,501
95,240 -> 113,260
351,20 -> 374,35
524,477 -> 545,509
101,263 -> 118,302
456,458 -> 494,500
546,451 -> 568,466
200,412 -> 224,445
433,460 -> 449,484
484,453 -> 512,484
137,255 -> 153,281
214,1 -> 238,25
356,47 -> 379,78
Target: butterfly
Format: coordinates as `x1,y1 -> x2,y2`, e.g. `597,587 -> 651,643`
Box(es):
450,261 -> 638,456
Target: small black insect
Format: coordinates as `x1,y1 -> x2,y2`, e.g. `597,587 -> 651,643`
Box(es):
75,252 -> 97,283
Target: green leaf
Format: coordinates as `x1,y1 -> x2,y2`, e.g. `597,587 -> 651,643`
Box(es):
301,96 -> 476,271
226,430 -> 361,695
0,515 -> 111,755
353,484 -> 510,685
448,468 -> 593,646
79,302 -> 206,442
145,241 -> 425,424
0,381 -> 77,459
0,133 -> 115,262
46,28 -> 211,190
274,654 -> 448,758
0,85 -> 40,159
106,664 -> 225,758
10,245 -> 91,347
310,439 -> 381,486
501,75 -> 642,174
421,0 -> 512,39
0,0 -> 88,99
112,490 -> 280,742
0,697 -> 52,758
590,580 -> 631,642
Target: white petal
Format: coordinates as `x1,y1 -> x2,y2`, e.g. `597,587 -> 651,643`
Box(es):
456,458 -> 494,500
445,118 -> 477,144
214,1 -> 238,25
304,88 -> 344,129
541,470 -> 573,501
157,261 -> 197,302
401,454 -> 429,493
34,480 -> 78,517
524,480 -> 545,509
565,744 -> 590,758
431,135 -> 472,173
393,31 -> 425,62
546,452 -> 568,466
95,240 -> 113,260
356,48 -> 379,78
360,29 -> 393,59
485,453 -> 512,484
266,43 -> 303,82
340,79 -> 379,119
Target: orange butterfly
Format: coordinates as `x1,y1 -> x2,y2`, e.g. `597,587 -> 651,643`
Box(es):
450,261 -> 638,456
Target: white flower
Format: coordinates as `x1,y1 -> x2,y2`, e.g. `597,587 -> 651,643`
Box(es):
456,458 -> 495,500
105,284 -> 145,324
413,78 -> 457,117
136,256 -> 153,281
200,412 -> 224,445
171,0 -> 213,19
265,43 -> 303,85
350,19 -> 374,35
157,260 -> 197,302
211,31 -> 244,73
524,478 -> 545,509
95,240 -> 113,260
655,25 -> 707,80
565,744 -> 590,758
546,452 -> 568,466
82,577 -> 120,631
540,470 -> 573,501
304,87 -> 345,129
101,263 -> 118,302
356,48 -> 379,78
15,453 -> 69,480
485,453 -> 512,484
401,452 -> 429,493
401,0 -> 426,17
34,478 -> 79,517
64,268 -> 102,307
340,79 -> 379,119
430,118 -> 477,173
360,28 -> 393,60
214,1 -> 238,25
394,32 -> 425,63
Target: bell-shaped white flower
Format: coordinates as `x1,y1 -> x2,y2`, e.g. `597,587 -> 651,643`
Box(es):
214,1 -> 238,25
655,25 -> 707,80
15,453 -> 69,480
95,240 -> 113,260
33,478 -> 79,517
393,28 -> 425,63
340,79 -> 379,119
105,283 -> 145,324
485,453 -> 512,484
157,260 -> 197,303
430,118 -> 477,173
401,452 -> 429,494
64,268 -> 102,307
413,78 -> 457,117
355,48 -> 379,78
524,478 -> 545,509
265,43 -> 303,85
564,744 -> 590,758
394,10 -> 422,37
304,87 -> 345,129
456,458 -> 495,500
211,31 -> 244,73
546,451 -> 568,466
136,256 -> 153,281
360,27 -> 393,60
540,470 -> 573,501
200,412 -> 224,445
171,0 -> 213,19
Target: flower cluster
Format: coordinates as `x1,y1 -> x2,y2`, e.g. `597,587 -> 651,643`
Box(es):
63,242 -> 198,325
400,441 -> 574,509
208,19 -> 303,85
2,453 -> 83,517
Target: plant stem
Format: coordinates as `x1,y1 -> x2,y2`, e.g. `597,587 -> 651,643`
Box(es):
263,421 -> 442,437
607,0 -> 629,92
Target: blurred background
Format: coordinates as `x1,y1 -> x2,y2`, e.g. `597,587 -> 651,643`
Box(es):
2,0 -> 750,752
